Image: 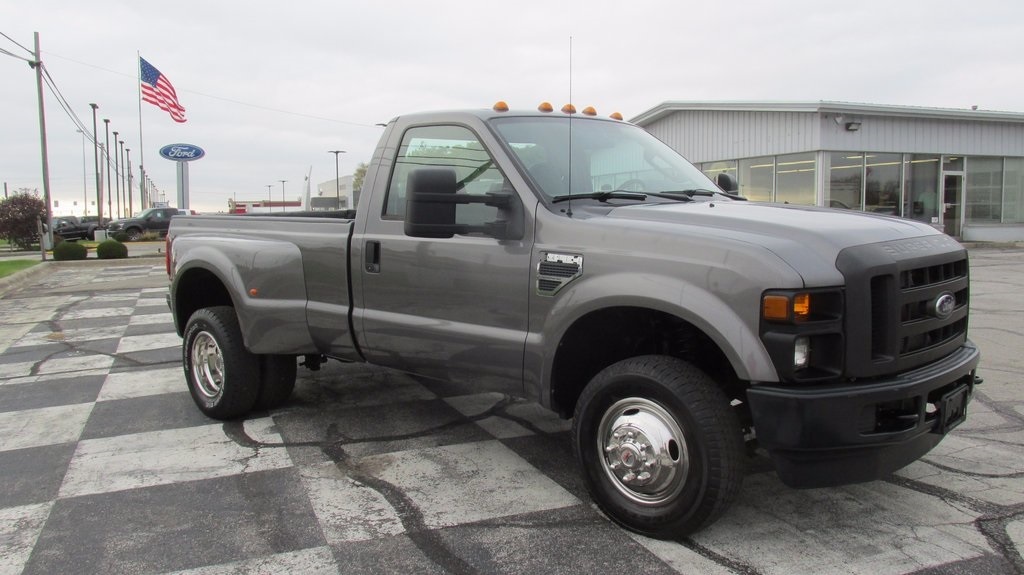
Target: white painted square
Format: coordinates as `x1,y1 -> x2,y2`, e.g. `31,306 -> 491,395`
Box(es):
142,287 -> 168,294
301,462 -> 405,543
0,295 -> 71,324
0,403 -> 93,452
11,326 -> 126,348
0,368 -> 110,387
58,417 -> 292,498
128,312 -> 173,326
163,546 -> 338,575
97,366 -> 185,401
693,474 -> 992,575
367,440 -> 578,529
60,306 -> 135,320
0,323 -> 39,355
115,332 -> 182,354
0,502 -> 53,575
37,354 -> 114,375
0,360 -> 37,380
444,393 -> 533,439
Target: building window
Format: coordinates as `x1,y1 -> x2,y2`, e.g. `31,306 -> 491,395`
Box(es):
826,152 -> 862,210
905,155 -> 940,224
701,160 -> 738,182
739,156 -> 773,202
965,157 -> 1003,224
775,153 -> 816,205
865,153 -> 902,216
1004,158 -> 1024,224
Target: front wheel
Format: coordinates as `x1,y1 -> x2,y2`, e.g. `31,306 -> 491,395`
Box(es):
125,227 -> 143,241
573,355 -> 744,538
182,306 -> 259,419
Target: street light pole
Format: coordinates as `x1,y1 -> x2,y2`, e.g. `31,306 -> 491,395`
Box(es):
76,129 -> 88,216
279,180 -> 287,213
125,148 -> 132,216
265,184 -> 272,211
119,140 -> 127,216
89,103 -> 103,221
103,119 -> 112,221
112,132 -> 120,218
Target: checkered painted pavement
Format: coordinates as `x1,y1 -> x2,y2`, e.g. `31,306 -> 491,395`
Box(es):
0,259 -> 1021,574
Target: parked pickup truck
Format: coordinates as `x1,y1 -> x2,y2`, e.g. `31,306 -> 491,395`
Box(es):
107,207 -> 188,241
167,104 -> 981,538
51,215 -> 108,241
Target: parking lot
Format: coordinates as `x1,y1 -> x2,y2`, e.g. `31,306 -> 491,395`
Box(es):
0,248 -> 1022,575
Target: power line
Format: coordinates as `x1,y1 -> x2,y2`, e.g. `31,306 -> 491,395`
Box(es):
0,30 -> 33,56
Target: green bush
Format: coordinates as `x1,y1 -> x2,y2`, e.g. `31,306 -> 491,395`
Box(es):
53,240 -> 88,261
96,239 -> 129,259
113,232 -> 130,242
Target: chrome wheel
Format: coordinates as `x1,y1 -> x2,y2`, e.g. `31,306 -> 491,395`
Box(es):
598,397 -> 689,506
190,330 -> 225,400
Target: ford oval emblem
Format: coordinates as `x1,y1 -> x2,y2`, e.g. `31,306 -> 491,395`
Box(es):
159,143 -> 205,162
933,292 -> 956,319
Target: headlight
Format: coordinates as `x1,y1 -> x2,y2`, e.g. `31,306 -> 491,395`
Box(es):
760,289 -> 844,383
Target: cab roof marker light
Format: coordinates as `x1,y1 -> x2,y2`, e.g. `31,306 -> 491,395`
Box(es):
609,112 -> 624,120
561,104 -> 577,114
582,106 -> 597,116
538,102 -> 554,113
493,101 -> 509,112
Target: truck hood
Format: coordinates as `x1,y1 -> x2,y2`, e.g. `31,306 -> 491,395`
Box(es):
606,200 -> 948,286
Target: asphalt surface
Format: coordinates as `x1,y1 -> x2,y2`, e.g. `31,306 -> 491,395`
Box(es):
0,247 -> 1021,575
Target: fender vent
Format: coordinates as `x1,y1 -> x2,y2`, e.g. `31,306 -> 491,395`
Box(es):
537,253 -> 582,296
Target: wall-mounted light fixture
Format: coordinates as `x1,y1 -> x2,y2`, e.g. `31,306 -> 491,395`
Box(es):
845,121 -> 862,131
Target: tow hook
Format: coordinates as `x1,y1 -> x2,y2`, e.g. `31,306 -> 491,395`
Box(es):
300,354 -> 326,371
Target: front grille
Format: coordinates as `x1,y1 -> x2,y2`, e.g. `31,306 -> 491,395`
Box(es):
837,235 -> 970,378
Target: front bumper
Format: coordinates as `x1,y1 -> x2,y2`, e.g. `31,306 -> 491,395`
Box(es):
747,341 -> 980,488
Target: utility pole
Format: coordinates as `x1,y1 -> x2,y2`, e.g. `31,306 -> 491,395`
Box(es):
265,184 -> 272,211
90,103 -> 102,221
119,140 -> 127,216
30,32 -> 54,250
328,150 -> 346,206
279,180 -> 287,212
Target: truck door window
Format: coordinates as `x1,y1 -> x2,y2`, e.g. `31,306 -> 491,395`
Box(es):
383,125 -> 511,227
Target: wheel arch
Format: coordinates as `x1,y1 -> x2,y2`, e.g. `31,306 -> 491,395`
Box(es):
550,305 -> 756,419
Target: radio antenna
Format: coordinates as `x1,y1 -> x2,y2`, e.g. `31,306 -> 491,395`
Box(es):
566,35 -> 574,218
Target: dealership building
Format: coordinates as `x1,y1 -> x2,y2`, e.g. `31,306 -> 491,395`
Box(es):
632,101 -> 1024,241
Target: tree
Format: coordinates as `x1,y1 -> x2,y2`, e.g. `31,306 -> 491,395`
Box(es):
0,190 -> 46,250
352,162 -> 368,193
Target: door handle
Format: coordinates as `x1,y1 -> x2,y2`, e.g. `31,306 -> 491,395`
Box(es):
365,240 -> 381,273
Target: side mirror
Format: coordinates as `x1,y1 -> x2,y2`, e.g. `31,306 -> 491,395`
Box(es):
404,168 -> 524,240
715,173 -> 738,193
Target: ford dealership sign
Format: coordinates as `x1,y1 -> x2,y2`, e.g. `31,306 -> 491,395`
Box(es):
159,143 -> 205,162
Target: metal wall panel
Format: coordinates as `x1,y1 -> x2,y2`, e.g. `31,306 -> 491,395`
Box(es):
644,111 -> 820,163
642,110 -> 1024,163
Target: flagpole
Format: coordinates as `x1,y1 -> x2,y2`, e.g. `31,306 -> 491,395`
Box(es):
137,50 -> 146,209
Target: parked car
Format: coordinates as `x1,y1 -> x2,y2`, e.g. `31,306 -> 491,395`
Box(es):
51,215 -> 109,241
106,208 -> 189,241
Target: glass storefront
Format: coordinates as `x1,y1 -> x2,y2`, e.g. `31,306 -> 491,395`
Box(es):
775,153 -> 816,205
701,151 -> 1024,236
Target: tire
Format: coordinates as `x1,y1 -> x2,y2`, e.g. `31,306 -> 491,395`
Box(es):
572,355 -> 744,538
182,306 -> 259,419
255,355 -> 297,410
126,227 -> 142,241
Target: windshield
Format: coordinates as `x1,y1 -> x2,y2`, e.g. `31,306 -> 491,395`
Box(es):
490,116 -> 719,201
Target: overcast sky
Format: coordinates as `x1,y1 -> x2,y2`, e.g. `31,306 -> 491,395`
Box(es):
3,0 -> 1023,215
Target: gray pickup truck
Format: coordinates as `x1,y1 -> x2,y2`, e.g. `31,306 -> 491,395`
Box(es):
167,106 -> 981,538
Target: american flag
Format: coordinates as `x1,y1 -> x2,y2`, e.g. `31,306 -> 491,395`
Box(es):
140,57 -> 186,123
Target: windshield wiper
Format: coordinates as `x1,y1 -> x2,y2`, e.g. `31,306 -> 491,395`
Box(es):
551,191 -> 647,203
551,190 -> 695,204
661,188 -> 747,201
